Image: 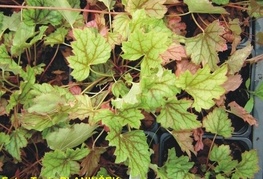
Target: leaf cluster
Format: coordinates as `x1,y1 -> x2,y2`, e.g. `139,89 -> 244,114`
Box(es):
0,0 -> 262,178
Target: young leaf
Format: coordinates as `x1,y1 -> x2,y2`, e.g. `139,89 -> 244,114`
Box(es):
210,145 -> 238,173
80,147 -> 106,176
157,98 -> 201,131
40,147 -> 90,177
244,97 -> 254,113
5,129 -> 31,161
98,0 -> 116,10
44,27 -> 68,47
112,82 -> 141,109
232,150 -> 259,179
67,28 -> 111,81
163,149 -> 194,178
203,107 -> 233,138
106,129 -> 151,178
176,65 -> 228,111
228,101 -> 258,126
22,0 -> 62,26
49,0 -> 80,27
185,20 -> 227,71
139,69 -> 180,110
226,44 -> 253,75
126,0 -> 167,19
46,123 -> 97,150
184,0 -> 228,14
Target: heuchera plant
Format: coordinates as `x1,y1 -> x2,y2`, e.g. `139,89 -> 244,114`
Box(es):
0,0 -> 263,178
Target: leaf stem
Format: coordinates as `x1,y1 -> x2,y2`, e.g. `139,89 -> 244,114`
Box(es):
191,14 -> 204,33
92,129 -> 105,149
206,134 -> 217,168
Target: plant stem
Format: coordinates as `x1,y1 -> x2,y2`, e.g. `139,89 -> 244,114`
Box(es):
206,134 -> 217,168
92,129 -> 105,150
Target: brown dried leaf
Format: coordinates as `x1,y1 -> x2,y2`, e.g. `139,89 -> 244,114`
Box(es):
160,43 -> 187,65
228,101 -> 258,126
171,130 -> 196,157
193,128 -> 204,152
175,59 -> 200,77
80,147 -> 106,176
222,74 -> 242,92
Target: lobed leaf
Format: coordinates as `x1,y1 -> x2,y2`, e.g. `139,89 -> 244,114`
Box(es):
0,44 -> 21,74
139,69 -> 180,110
40,147 -> 89,177
184,0 -> 228,14
176,65 -> 228,111
210,145 -> 238,173
203,107 -> 233,137
0,132 -> 10,145
157,98 -> 201,131
44,27 -> 68,47
232,150 -> 259,179
46,123 -> 97,150
5,129 -> 31,161
126,0 -> 167,19
185,20 -> 227,71
67,28 -> 111,81
106,129 -> 151,178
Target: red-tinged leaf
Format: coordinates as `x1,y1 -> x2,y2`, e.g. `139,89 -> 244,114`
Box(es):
222,74 -> 242,92
228,101 -> 258,126
160,43 -> 187,65
175,59 -> 200,77
193,128 -> 204,152
185,20 -> 227,71
171,130 -> 196,157
80,147 -> 106,176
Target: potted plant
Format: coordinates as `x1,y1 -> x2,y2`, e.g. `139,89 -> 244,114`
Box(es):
0,0 -> 262,178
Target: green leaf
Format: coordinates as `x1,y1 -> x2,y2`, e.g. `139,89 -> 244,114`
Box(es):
252,81 -> 263,101
98,0 -> 116,10
122,29 -> 169,74
112,14 -> 131,40
126,0 -> 167,19
163,149 -> 194,178
67,28 -> 111,81
0,44 -> 21,74
41,147 -> 89,177
203,107 -> 233,137
232,150 -> 259,179
97,108 -> 144,129
44,27 -> 68,47
21,112 -> 69,131
184,0 -> 228,14
106,129 -> 151,178
157,98 -> 200,131
244,97 -> 254,113
112,82 -> 141,109
176,65 -> 227,111
226,44 -> 253,75
0,132 -> 10,145
0,12 -> 21,37
185,20 -> 227,71
49,0 -> 80,27
212,0 -> 229,5
139,69 -> 180,110
5,129 -> 31,161
69,94 -> 95,120
210,145 -> 238,173
22,0 -> 62,26
112,80 -> 130,97
46,123 -> 97,150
